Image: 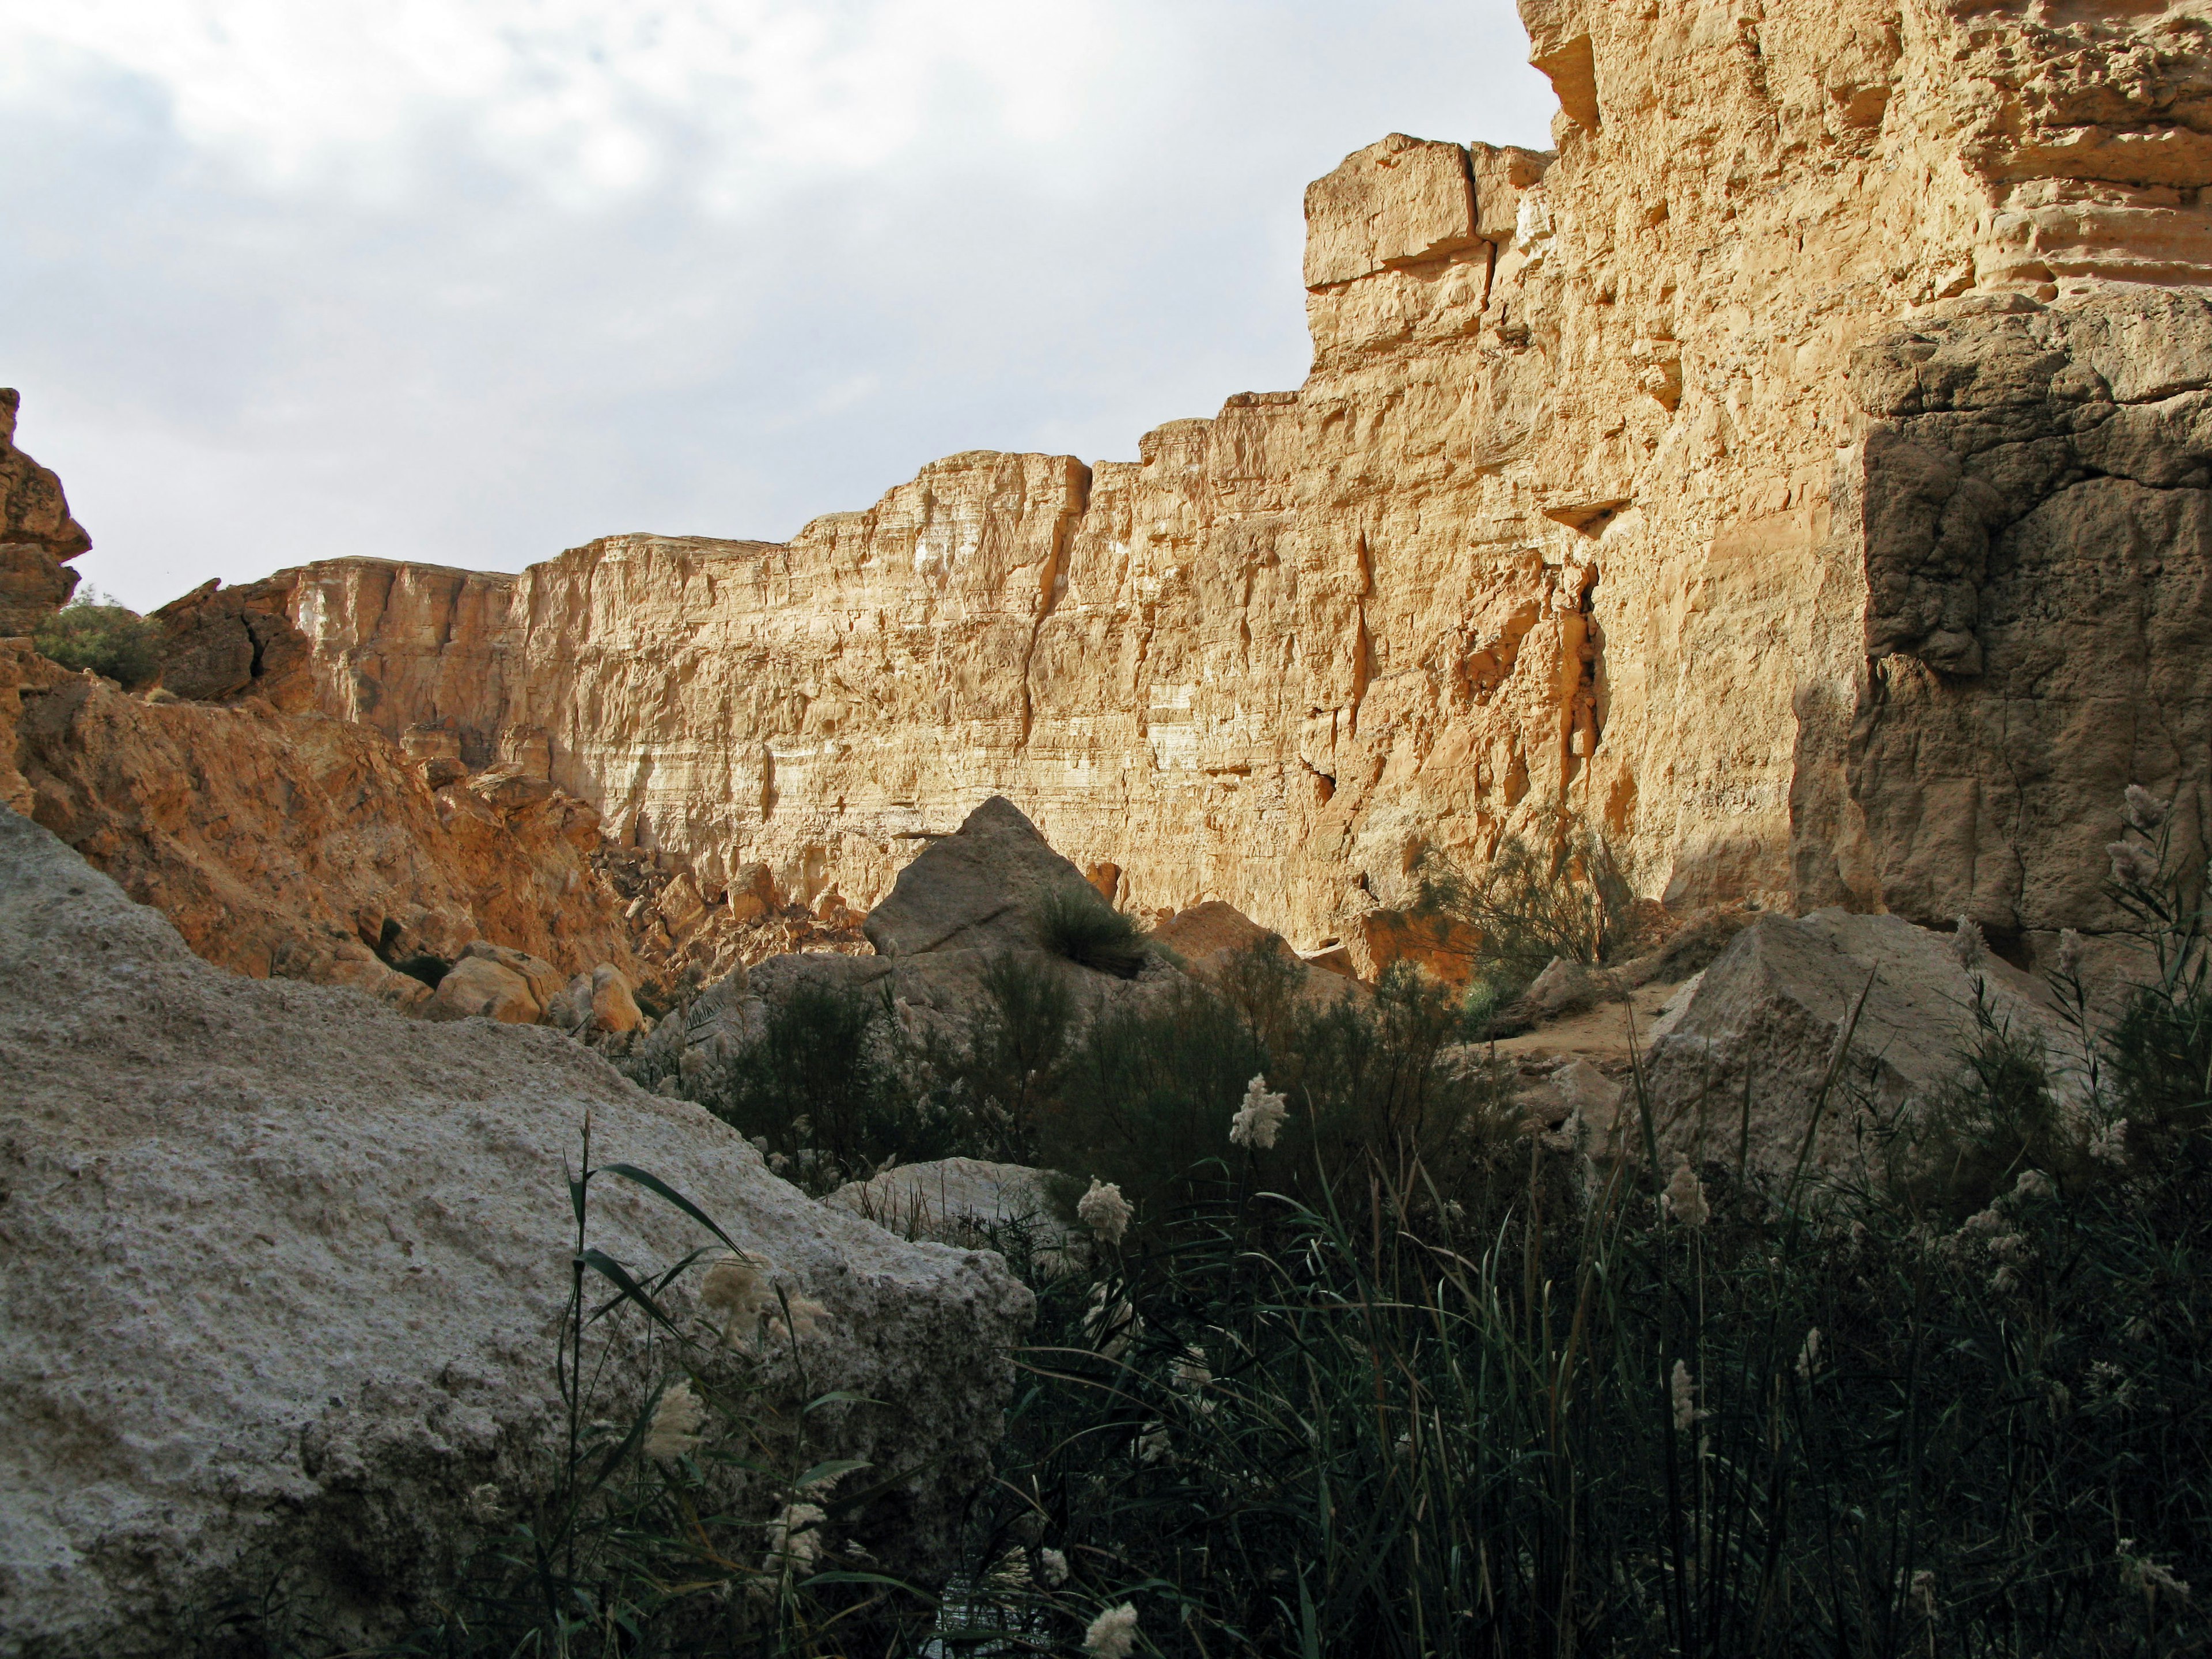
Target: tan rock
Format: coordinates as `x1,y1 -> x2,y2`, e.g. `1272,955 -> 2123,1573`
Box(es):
592,964 -> 644,1033
425,955 -> 538,1024
0,638 -> 643,1006
0,391 -> 92,635
111,3 -> 2212,965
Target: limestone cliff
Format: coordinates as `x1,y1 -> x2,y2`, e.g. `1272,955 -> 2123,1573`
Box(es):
153,1 -> 2212,969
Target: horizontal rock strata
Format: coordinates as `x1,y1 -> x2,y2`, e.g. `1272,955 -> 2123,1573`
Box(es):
136,2 -> 2212,973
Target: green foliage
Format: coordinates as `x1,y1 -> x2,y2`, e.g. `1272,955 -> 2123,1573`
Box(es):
695,979 -> 950,1191
1040,948 -> 1517,1228
33,587 -> 164,686
1419,808 -> 1638,1007
1033,884 -> 1149,979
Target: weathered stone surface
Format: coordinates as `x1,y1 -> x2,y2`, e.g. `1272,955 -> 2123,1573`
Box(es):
1641,910 -> 2070,1181
426,953 -> 540,1023
592,963 -> 645,1033
1831,291 -> 2212,954
827,1159 -> 1072,1253
864,795 -> 1100,960
113,4 -> 2212,972
0,639 -> 640,1009
0,806 -> 1028,1657
0,391 -> 92,635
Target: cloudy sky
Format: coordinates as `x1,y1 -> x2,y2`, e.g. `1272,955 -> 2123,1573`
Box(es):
2,1 -> 1556,612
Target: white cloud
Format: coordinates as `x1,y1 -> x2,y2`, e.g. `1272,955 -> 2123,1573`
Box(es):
0,0 -> 1556,611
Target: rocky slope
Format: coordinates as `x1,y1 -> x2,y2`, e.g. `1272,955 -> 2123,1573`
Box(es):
0,805 -> 1028,1656
108,2 -> 2212,975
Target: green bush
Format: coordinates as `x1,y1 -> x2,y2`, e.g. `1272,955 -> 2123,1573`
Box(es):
1040,948 -> 1517,1228
695,979 -> 937,1191
1418,808 -> 1638,1010
1033,885 -> 1149,979
33,587 -> 164,687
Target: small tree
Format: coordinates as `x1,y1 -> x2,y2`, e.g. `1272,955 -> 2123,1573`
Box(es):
1418,808 -> 1637,1000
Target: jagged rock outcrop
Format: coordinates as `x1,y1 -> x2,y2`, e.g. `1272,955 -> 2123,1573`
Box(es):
1,639 -> 640,1008
0,391 -> 90,634
0,805 -> 1028,1657
141,2 -> 2212,974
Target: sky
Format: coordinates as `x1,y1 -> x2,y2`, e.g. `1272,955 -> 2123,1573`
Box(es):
1,1 -> 1557,612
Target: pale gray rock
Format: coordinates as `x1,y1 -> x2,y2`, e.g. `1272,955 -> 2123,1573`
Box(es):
862,796 -> 1100,960
0,807 -> 1029,1658
828,1159 -> 1073,1256
1641,908 -> 2071,1183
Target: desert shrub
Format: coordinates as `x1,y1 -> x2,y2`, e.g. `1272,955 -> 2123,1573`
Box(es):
698,980 -> 943,1191
33,587 -> 164,686
921,950 -> 1077,1164
1033,885 -> 1149,979
1418,807 -> 1638,1006
1040,949 -> 1517,1228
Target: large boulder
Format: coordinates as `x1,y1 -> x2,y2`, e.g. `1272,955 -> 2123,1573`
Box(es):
862,796 -> 1101,960
1640,909 -> 2071,1181
0,807 -> 1029,1657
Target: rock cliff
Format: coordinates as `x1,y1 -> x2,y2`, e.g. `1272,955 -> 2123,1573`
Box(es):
149,1 -> 2212,970
0,391 -> 90,634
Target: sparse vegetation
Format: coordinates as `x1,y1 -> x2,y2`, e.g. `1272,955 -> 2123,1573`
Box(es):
33,586 -> 164,686
1419,808 -> 1639,1010
386,801 -> 2212,1657
1033,884 -> 1150,979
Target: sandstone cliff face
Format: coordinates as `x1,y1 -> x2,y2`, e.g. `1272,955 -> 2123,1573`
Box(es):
0,391 -> 91,635
162,1 -> 2212,969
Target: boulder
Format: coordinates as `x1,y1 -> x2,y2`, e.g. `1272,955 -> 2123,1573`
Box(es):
459,938 -> 565,1012
828,1159 -> 1074,1255
1641,909 -> 2072,1183
862,796 -> 1099,960
0,807 -> 1029,1656
424,952 -> 539,1023
591,963 -> 645,1033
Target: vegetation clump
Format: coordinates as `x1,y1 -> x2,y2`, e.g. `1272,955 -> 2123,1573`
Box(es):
1033,884 -> 1150,978
437,795 -> 2212,1657
33,586 -> 164,687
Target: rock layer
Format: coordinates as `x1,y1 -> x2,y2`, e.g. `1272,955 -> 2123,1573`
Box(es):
151,2 -> 2212,968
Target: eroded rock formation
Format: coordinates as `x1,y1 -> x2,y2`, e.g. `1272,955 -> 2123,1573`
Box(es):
137,1 -> 2212,972
0,391 -> 90,634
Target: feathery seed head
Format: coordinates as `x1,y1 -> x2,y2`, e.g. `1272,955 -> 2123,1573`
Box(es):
1084,1602 -> 1141,1658
2056,929 -> 2085,975
2108,840 -> 2160,888
1040,1547 -> 1070,1586
2124,784 -> 2166,831
645,1379 -> 706,1460
1078,1178 -> 1132,1245
1662,1156 -> 1710,1229
1229,1074 -> 1288,1150
1671,1360 -> 1698,1433
1952,917 -> 1986,969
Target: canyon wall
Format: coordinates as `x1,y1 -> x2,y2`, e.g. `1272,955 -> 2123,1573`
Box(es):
163,0 -> 2212,969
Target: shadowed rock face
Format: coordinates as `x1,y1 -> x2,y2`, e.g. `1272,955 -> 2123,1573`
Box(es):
0,390 -> 91,635
115,3 -> 2212,974
0,805 -> 1029,1657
